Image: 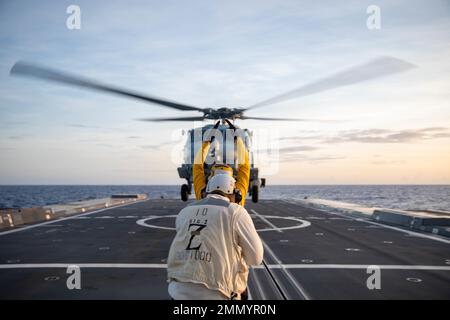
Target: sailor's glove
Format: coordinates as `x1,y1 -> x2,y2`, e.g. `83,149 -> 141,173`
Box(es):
200,187 -> 207,199
234,189 -> 242,204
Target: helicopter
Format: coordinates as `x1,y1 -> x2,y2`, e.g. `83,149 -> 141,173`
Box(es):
9,56 -> 415,202
177,119 -> 264,202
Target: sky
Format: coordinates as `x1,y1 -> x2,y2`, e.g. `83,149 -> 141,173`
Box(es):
0,0 -> 449,185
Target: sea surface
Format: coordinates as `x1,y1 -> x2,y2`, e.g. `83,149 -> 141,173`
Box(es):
0,185 -> 449,211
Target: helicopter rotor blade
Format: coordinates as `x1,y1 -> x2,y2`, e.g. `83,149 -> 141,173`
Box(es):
239,116 -> 338,122
136,116 -> 206,122
10,61 -> 205,112
245,56 -> 416,110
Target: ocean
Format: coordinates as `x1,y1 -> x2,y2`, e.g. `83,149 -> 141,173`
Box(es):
0,185 -> 449,212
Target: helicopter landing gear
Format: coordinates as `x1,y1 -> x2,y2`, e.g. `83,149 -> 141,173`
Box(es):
181,184 -> 190,201
251,185 -> 259,203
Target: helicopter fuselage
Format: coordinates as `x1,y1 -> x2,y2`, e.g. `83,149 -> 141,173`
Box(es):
177,122 -> 263,202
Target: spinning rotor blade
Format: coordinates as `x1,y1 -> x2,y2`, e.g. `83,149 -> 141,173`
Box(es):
136,116 -> 206,122
245,56 -> 416,110
10,61 -> 205,112
239,116 -> 337,122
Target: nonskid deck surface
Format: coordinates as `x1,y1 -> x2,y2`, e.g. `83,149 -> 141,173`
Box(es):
0,199 -> 449,299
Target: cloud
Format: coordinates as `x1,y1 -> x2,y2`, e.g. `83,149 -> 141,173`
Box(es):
371,160 -> 406,165
68,124 -> 101,129
112,169 -> 174,173
418,127 -> 448,132
280,154 -> 345,163
281,127 -> 450,145
78,138 -> 103,143
141,141 -> 173,150
257,145 -> 319,154
67,124 -> 124,132
0,121 -> 26,127
263,144 -> 341,164
278,145 -> 319,153
96,143 -> 114,148
279,134 -> 323,142
431,133 -> 450,138
325,127 -> 450,144
8,135 -> 24,140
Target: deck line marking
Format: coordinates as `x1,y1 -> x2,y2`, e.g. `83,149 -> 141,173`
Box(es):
0,200 -> 149,236
261,240 -> 311,300
1,263 -> 449,271
262,259 -> 288,300
247,284 -> 253,300
249,267 -> 267,300
38,225 -> 65,227
284,200 -> 450,245
359,220 -> 450,245
137,214 -> 310,232
251,209 -> 282,233
268,264 -> 450,270
0,263 -> 166,269
136,215 -> 177,231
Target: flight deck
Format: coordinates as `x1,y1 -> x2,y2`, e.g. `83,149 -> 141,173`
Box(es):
0,199 -> 449,300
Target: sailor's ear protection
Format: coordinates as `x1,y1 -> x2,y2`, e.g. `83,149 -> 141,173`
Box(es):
234,189 -> 242,204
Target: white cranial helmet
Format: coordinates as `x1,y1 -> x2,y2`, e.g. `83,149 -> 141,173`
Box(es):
206,174 -> 236,195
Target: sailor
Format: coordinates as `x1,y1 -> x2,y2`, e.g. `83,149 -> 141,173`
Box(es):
167,174 -> 263,300
193,125 -> 250,206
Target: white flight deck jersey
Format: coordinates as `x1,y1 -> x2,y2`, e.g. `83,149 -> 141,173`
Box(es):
167,194 -> 263,299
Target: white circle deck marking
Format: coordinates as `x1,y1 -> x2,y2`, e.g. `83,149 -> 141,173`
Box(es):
136,215 -> 311,232
345,248 -> 361,252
